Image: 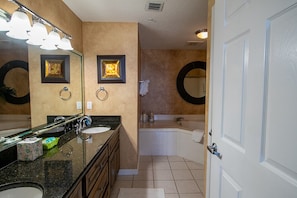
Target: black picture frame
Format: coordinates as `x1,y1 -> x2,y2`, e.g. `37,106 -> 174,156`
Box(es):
97,55 -> 126,83
41,55 -> 70,83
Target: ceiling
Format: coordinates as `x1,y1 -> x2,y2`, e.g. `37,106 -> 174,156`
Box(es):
63,0 -> 208,50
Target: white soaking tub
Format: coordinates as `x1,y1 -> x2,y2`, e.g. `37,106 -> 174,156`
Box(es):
139,116 -> 205,164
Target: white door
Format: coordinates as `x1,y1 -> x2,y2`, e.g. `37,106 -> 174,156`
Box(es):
208,0 -> 297,197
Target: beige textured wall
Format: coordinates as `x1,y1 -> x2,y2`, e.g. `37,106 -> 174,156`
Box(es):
141,50 -> 206,115
83,22 -> 139,169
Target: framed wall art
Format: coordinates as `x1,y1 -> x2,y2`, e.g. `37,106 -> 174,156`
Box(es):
41,55 -> 70,83
97,55 -> 126,83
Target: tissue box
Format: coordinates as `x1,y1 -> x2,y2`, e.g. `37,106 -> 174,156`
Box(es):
17,138 -> 43,161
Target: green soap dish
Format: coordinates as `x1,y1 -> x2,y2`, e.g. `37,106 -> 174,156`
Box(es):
42,137 -> 59,150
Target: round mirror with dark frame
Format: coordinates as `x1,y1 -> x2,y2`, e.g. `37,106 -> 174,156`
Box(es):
176,61 -> 206,104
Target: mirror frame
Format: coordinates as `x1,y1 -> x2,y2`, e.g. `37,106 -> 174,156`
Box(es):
0,60 -> 30,104
176,61 -> 206,104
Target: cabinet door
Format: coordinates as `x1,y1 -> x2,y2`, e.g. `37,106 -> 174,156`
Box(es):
85,148 -> 108,195
109,148 -> 117,189
88,163 -> 109,198
68,181 -> 83,198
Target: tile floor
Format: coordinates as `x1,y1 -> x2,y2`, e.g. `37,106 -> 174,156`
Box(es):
111,155 -> 205,198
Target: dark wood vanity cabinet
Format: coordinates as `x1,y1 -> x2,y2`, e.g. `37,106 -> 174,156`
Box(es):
68,129 -> 120,198
108,129 -> 120,190
86,148 -> 109,198
69,181 -> 83,198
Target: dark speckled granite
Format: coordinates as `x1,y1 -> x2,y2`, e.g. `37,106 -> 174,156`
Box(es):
0,121 -> 121,198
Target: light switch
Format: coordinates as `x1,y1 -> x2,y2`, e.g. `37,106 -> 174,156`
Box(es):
76,101 -> 82,110
87,101 -> 92,109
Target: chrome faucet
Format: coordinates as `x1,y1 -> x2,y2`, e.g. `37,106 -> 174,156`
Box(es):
54,116 -> 65,123
77,115 -> 92,133
176,117 -> 184,122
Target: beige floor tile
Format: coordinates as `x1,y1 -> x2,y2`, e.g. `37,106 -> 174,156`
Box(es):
175,180 -> 200,194
154,169 -> 174,180
134,169 -> 154,181
165,193 -> 180,198
154,181 -> 178,193
190,169 -> 204,180
196,179 -> 205,194
132,180 -> 154,188
140,155 -> 153,162
110,191 -> 119,198
179,193 -> 204,198
112,180 -> 133,195
172,169 -> 194,180
116,175 -> 133,181
153,156 -> 169,162
170,161 -> 188,169
168,156 -> 185,162
153,161 -> 171,169
139,161 -> 153,170
186,161 -> 204,170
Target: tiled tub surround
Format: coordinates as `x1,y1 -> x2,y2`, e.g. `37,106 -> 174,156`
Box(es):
139,115 -> 205,164
0,117 -> 121,198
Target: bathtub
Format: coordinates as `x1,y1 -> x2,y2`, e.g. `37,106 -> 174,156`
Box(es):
139,116 -> 205,164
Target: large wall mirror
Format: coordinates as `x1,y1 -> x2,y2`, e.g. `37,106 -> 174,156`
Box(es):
176,61 -> 206,104
0,30 -> 83,148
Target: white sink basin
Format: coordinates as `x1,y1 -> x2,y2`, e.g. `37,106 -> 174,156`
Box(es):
82,126 -> 111,134
0,186 -> 43,198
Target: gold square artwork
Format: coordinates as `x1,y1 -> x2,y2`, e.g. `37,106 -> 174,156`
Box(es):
45,60 -> 64,78
97,55 -> 126,83
101,60 -> 121,78
41,55 -> 70,83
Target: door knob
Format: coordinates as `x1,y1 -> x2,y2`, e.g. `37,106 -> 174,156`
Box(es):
207,143 -> 222,159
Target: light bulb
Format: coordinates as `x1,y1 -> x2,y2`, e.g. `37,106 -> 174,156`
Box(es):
6,8 -> 31,40
27,20 -> 48,45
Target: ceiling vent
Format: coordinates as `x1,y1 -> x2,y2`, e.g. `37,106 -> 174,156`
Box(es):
145,1 -> 164,12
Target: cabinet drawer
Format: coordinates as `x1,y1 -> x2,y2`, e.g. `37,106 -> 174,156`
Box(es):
85,148 -> 108,195
87,163 -> 109,198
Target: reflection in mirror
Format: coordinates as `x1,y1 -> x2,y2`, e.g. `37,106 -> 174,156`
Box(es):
184,68 -> 206,98
176,61 -> 206,104
0,32 -> 31,137
0,34 -> 83,150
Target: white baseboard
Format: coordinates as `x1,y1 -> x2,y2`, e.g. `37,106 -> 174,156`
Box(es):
118,169 -> 138,175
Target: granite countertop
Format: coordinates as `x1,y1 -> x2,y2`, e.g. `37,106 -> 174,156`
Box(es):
0,123 -> 121,198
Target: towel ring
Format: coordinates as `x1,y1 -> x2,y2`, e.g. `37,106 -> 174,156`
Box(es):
59,87 -> 72,101
96,87 -> 108,101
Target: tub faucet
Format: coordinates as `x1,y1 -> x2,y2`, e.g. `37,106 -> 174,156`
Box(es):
176,117 -> 184,122
176,117 -> 184,125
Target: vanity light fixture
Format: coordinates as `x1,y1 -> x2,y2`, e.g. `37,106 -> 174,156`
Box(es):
57,36 -> 73,50
1,0 -> 73,50
41,28 -> 60,50
195,29 -> 208,39
6,7 -> 31,40
26,18 -> 48,45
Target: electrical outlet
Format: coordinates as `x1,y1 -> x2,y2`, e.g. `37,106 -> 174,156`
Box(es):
87,101 -> 92,110
76,101 -> 82,110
